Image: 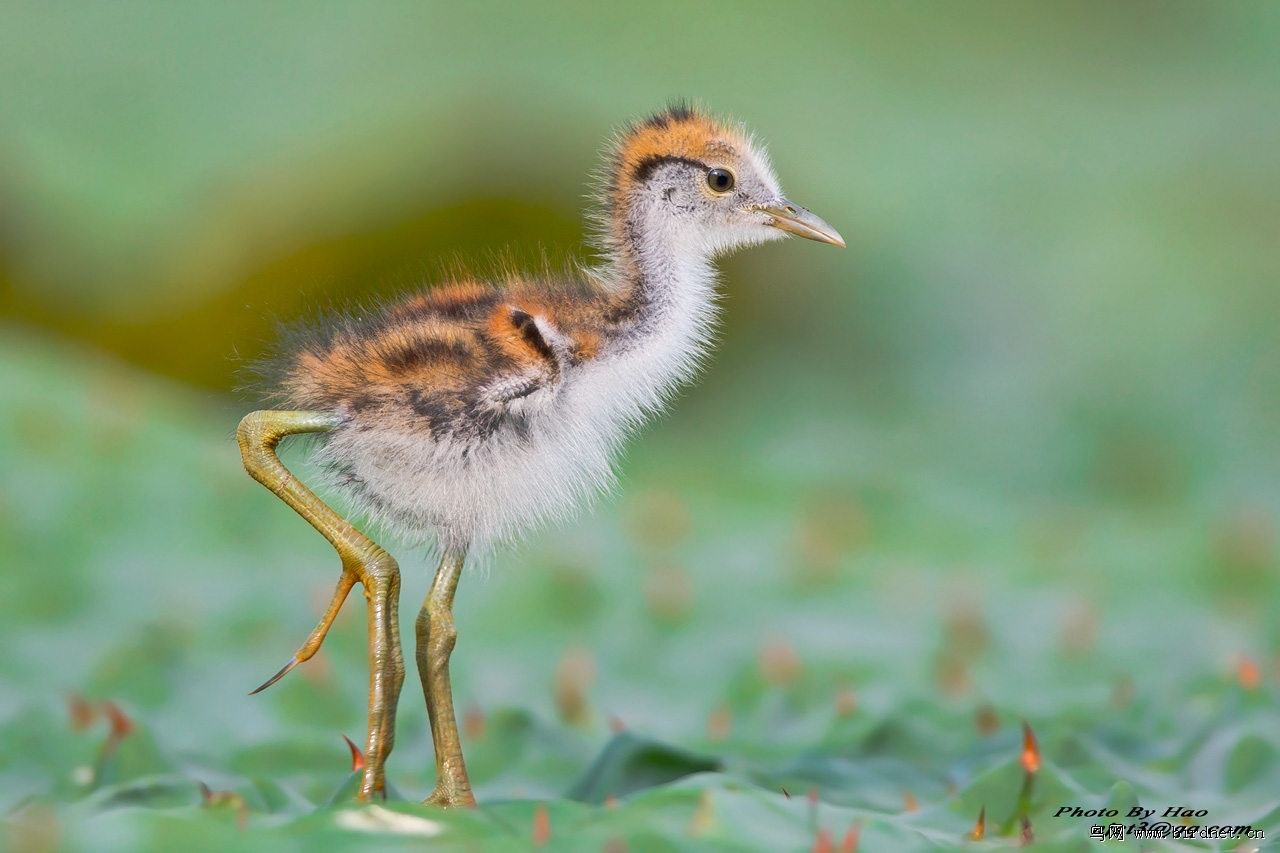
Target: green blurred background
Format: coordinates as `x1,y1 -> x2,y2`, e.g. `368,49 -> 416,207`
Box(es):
3,2 -> 1279,850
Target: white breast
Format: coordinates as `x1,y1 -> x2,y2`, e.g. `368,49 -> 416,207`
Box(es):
316,257 -> 721,555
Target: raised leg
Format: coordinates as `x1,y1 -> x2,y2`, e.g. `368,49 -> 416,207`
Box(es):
237,410 -> 405,801
417,547 -> 476,807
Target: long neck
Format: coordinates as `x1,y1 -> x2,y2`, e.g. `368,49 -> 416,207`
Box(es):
587,201 -> 721,402
600,200 -> 718,344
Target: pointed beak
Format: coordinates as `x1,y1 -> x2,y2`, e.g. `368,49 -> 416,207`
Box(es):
756,201 -> 845,247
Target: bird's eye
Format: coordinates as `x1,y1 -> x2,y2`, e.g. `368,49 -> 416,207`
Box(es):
706,168 -> 735,194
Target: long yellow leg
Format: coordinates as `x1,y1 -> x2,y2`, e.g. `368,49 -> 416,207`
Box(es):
417,547 -> 476,807
237,410 -> 405,802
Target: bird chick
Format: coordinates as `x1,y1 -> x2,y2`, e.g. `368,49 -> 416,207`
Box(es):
238,104 -> 843,806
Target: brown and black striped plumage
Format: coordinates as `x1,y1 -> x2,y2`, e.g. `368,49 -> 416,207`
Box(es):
238,104 -> 843,808
259,105 -> 843,552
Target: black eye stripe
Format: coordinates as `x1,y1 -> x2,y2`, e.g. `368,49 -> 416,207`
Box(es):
629,155 -> 710,184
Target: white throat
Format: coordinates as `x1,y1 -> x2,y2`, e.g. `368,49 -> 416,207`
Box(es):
596,207 -> 724,415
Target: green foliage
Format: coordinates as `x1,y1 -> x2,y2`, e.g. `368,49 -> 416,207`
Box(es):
2,328 -> 1277,851
3,3 -> 1280,849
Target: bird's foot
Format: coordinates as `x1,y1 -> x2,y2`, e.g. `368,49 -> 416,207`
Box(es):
423,779 -> 476,808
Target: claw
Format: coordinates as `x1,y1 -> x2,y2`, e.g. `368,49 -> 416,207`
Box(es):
249,655 -> 301,695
